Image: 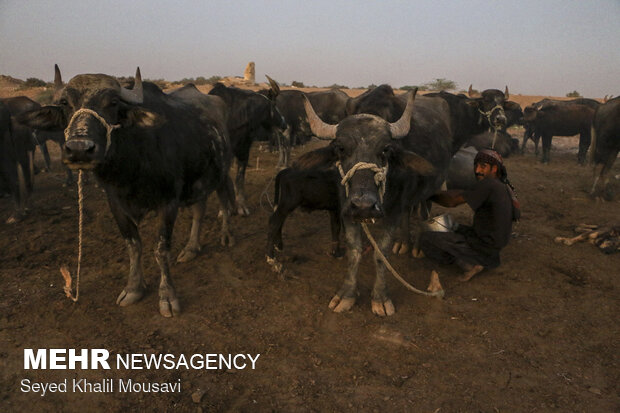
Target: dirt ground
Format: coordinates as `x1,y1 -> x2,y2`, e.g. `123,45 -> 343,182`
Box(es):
0,102 -> 619,412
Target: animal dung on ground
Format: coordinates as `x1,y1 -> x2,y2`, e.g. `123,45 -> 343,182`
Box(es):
554,224 -> 620,254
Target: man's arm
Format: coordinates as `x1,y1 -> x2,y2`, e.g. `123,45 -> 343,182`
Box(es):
429,189 -> 467,208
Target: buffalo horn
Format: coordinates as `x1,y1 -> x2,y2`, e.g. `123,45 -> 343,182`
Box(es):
54,64 -> 63,90
468,84 -> 474,97
120,67 -> 143,104
504,86 -> 510,100
265,75 -> 280,96
303,95 -> 337,139
390,89 -> 417,139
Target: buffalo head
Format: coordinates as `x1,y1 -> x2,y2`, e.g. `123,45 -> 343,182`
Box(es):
17,66 -> 161,170
296,89 -> 435,222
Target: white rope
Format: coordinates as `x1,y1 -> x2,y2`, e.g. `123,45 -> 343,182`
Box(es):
361,223 -> 444,298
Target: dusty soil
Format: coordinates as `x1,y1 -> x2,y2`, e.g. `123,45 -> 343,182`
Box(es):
0,100 -> 619,412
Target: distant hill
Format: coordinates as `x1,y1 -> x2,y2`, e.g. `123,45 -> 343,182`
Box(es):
0,75 -> 24,88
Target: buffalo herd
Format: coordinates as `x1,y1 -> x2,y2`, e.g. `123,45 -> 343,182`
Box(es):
1,65 -> 618,317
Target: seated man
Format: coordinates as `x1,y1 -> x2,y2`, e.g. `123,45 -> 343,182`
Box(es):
417,149 -> 520,281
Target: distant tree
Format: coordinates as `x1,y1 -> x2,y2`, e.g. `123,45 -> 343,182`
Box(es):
566,90 -> 581,98
399,85 -> 427,91
328,83 -> 348,89
145,78 -> 168,89
291,80 -> 305,88
424,78 -> 456,91
367,84 -> 377,90
20,77 -> 47,88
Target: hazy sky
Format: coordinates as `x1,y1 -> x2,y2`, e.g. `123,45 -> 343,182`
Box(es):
1,0 -> 618,97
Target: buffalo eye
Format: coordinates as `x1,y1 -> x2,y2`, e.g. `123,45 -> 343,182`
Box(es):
59,98 -> 69,107
109,98 -> 119,107
333,143 -> 345,158
381,145 -> 394,162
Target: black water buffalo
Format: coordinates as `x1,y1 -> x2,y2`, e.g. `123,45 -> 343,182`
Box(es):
276,88 -> 350,148
294,88 -> 450,316
466,130 -> 519,158
0,101 -> 36,223
424,87 -> 509,154
521,98 -> 600,156
1,96 -> 69,182
590,96 -> 620,199
523,100 -> 595,163
208,79 -> 286,215
18,66 -> 235,317
503,100 -> 523,130
266,167 -> 344,267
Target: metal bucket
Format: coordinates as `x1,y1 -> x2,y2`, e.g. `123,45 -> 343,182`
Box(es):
421,213 -> 456,232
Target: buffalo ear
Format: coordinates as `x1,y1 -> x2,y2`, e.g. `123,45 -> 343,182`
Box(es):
504,101 -> 520,111
401,150 -> 435,176
465,99 -> 481,109
121,107 -> 164,128
293,144 -> 338,169
16,106 -> 66,131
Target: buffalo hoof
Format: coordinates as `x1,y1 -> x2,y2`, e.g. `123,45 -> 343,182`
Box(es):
220,231 -> 235,247
330,247 -> 345,259
237,205 -> 250,216
159,297 -> 181,318
177,247 -> 200,263
411,247 -> 425,258
371,299 -> 395,317
116,289 -> 144,307
266,255 -> 283,274
328,295 -> 355,313
391,242 -> 409,255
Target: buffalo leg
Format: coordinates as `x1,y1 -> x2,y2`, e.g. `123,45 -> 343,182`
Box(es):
577,130 -> 591,165
267,204 -> 292,259
371,221 -> 398,316
216,177 -> 236,246
155,203 -> 181,317
541,134 -> 552,163
328,210 -> 345,258
234,157 -> 250,216
329,220 -> 362,313
177,201 -> 205,263
109,202 -> 146,307
591,149 -> 619,200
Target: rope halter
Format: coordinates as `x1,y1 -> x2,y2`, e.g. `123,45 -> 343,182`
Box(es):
64,108 -> 121,153
336,161 -> 388,202
479,104 -> 505,131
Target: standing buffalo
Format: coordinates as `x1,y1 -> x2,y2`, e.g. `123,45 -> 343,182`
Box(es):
523,100 -> 596,164
18,66 -> 235,317
2,96 -> 69,183
208,79 -> 287,215
590,96 -> 620,199
294,87 -> 451,316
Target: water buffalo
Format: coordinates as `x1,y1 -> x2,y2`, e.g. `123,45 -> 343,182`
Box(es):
17,66 -> 235,317
294,88 -> 451,316
590,96 -> 620,200
523,100 -> 595,164
266,166 -> 344,265
208,79 -> 287,215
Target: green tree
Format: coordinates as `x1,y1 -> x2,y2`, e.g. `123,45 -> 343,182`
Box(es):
566,90 -> 581,98
424,78 -> 456,91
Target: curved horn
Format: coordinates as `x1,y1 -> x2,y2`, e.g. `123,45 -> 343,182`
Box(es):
265,75 -> 280,97
303,95 -> 337,139
390,89 -> 417,139
468,84 -> 474,97
54,64 -> 63,90
504,85 -> 510,100
120,67 -> 143,104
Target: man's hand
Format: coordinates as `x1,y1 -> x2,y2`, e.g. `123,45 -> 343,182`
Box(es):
430,189 -> 466,208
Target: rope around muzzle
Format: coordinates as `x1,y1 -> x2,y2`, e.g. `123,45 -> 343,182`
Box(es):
60,170 -> 85,302
479,104 -> 505,150
64,108 -> 120,152
336,161 -> 388,202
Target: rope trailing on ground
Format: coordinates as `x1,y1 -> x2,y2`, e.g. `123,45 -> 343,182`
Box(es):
361,222 -> 444,298
60,169 -> 84,302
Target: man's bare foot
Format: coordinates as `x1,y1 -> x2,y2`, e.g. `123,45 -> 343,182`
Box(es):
459,264 -> 484,282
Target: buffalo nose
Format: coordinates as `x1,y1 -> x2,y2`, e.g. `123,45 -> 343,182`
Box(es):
64,139 -> 96,161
